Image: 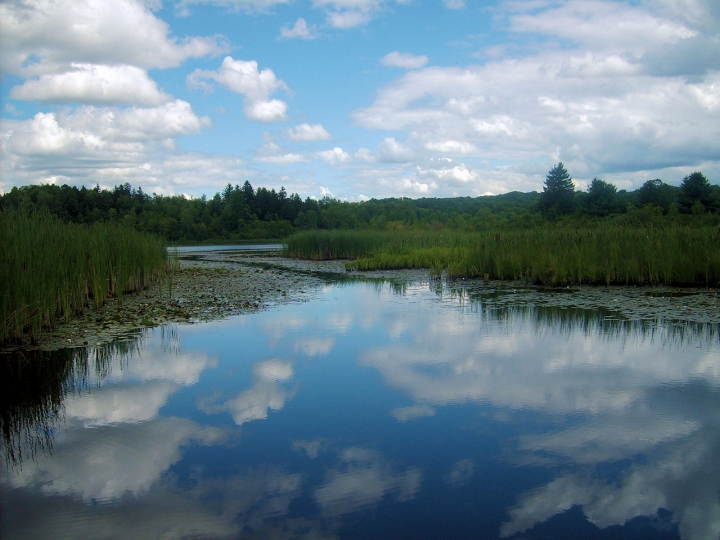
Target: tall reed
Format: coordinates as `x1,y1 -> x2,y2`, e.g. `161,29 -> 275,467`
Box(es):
1,209 -> 167,343
284,225 -> 720,286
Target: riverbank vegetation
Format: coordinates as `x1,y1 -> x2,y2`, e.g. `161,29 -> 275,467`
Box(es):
2,166 -> 719,301
1,209 -> 167,344
284,166 -> 720,286
285,225 -> 720,286
2,168 -> 718,242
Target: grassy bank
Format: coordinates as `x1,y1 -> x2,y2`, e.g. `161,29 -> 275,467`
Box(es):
1,209 -> 167,344
284,226 -> 720,286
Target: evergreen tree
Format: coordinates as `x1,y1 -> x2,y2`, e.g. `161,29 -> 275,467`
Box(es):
680,172 -> 714,213
539,162 -> 575,218
584,178 -> 620,217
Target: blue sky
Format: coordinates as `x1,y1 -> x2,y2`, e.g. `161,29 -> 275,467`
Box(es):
2,0 -> 720,200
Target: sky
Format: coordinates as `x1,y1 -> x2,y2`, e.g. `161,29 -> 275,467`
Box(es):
1,0 -> 720,201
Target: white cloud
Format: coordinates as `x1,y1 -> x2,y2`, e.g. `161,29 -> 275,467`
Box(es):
423,140 -> 478,154
313,0 -> 385,28
177,0 -> 290,14
287,123 -> 331,141
0,107 -> 270,195
378,137 -> 414,162
3,100 -> 209,159
245,99 -> 289,122
317,147 -> 351,165
256,153 -> 310,165
508,0 -> 696,53
0,0 -> 225,76
443,0 -> 465,9
418,163 -> 478,185
188,56 -> 290,122
280,18 -> 318,39
337,0 -> 720,196
381,51 -> 429,69
9,64 -> 172,106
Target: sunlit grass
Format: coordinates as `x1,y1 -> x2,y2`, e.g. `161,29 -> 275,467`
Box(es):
1,209 -> 167,343
284,226 -> 720,286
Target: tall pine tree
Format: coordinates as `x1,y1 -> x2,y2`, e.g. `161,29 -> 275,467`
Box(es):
539,162 -> 575,218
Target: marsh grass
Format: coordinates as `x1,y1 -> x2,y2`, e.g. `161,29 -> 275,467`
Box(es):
1,209 -> 167,343
284,225 -> 720,286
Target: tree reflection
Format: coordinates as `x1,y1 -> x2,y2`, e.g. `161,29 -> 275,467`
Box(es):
0,332 -> 146,468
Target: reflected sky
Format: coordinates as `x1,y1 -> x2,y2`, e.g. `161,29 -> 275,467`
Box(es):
3,281 -> 719,539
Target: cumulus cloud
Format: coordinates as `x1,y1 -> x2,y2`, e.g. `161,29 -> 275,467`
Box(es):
317,147 -> 351,165
0,105 -> 266,195
381,51 -> 429,69
423,140 -> 478,154
0,0 -> 226,76
286,123 -> 331,141
313,0 -> 385,28
351,0 -> 720,193
188,56 -> 290,122
378,137 -> 415,162
3,100 -> 209,161
9,64 -> 172,106
3,100 -> 209,160
280,18 -> 318,39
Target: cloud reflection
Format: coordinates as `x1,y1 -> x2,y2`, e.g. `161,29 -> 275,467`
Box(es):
357,290 -> 720,538
6,417 -> 225,502
314,447 -> 422,518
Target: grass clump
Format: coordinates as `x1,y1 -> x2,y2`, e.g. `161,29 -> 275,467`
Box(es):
284,225 -> 720,286
1,209 -> 167,343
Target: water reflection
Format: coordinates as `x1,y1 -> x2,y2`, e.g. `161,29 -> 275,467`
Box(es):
0,334 -> 145,466
2,281 -> 719,539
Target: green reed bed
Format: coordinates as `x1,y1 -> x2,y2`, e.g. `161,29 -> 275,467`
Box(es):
284,226 -> 720,286
1,209 -> 167,343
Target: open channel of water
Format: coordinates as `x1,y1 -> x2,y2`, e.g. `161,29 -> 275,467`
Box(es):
2,275 -> 720,539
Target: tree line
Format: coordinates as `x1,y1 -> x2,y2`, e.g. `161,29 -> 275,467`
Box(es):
1,167 -> 717,241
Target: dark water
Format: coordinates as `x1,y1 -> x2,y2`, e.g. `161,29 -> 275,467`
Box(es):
2,279 -> 720,540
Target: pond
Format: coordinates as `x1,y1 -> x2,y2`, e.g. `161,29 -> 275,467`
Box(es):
2,276 -> 720,539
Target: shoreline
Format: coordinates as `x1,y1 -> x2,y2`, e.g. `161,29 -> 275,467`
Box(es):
3,251 -> 719,353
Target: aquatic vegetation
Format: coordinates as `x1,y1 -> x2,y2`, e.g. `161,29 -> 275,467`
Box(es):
284,225 -> 720,286
1,209 -> 167,343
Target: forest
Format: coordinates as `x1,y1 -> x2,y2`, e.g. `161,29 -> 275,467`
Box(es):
1,165 -> 718,242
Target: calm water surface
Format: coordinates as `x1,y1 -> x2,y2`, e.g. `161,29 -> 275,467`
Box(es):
3,279 -> 720,539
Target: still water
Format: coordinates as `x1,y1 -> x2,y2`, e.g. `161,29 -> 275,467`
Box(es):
2,278 -> 720,539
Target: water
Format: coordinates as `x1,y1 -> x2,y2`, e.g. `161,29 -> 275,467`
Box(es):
2,279 -> 719,539
171,244 -> 283,253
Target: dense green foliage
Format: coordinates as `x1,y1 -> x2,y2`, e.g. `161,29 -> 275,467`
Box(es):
1,209 -> 167,344
2,168 -> 718,242
286,224 -> 720,286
